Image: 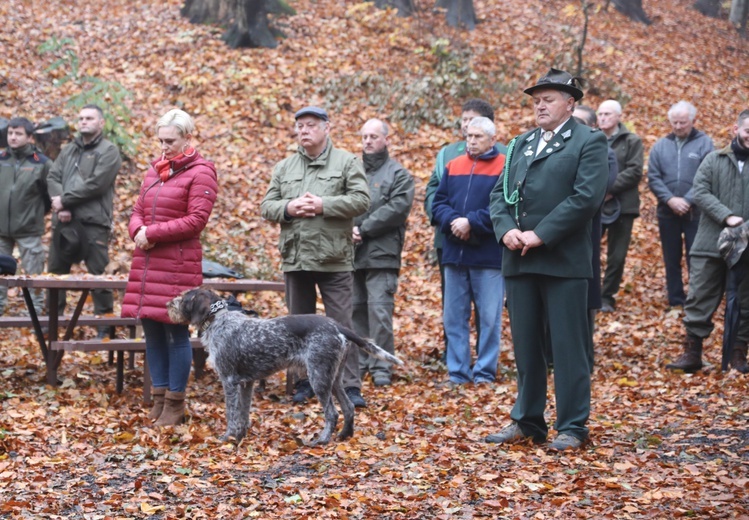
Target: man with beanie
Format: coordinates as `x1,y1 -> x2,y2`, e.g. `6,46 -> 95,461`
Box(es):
667,109 -> 749,374
353,119 -> 414,387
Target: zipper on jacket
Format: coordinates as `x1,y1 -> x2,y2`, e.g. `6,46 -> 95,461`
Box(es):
136,251 -> 151,320
458,157 -> 479,266
5,158 -> 20,236
136,182 -> 164,318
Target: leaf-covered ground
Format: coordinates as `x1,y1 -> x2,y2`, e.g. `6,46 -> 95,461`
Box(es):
1,0 -> 748,518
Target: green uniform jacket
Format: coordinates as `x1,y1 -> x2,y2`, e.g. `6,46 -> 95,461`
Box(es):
261,139 -> 370,272
490,118 -> 609,278
354,156 -> 415,270
690,144 -> 748,259
0,144 -> 50,238
608,122 -> 644,216
47,133 -> 122,227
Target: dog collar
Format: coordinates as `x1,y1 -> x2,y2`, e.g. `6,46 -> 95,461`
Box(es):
199,300 -> 229,333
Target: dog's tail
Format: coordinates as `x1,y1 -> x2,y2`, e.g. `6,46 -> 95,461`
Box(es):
339,326 -> 404,366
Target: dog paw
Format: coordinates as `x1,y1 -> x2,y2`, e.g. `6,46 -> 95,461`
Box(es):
337,426 -> 354,441
219,432 -> 245,444
309,435 -> 331,446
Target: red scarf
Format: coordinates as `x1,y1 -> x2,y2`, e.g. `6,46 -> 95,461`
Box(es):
154,147 -> 195,181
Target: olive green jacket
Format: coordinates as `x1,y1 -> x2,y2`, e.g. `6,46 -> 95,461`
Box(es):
354,155 -> 414,270
0,144 -> 50,238
261,139 -> 370,272
608,123 -> 644,217
47,133 -> 122,228
690,145 -> 748,259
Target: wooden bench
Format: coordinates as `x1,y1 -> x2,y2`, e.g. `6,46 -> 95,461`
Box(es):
0,276 -> 285,402
49,337 -> 207,400
0,316 -> 138,328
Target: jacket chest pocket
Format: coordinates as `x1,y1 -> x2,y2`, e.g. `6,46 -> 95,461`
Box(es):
373,176 -> 394,203
77,151 -> 100,179
317,170 -> 344,196
279,172 -> 304,199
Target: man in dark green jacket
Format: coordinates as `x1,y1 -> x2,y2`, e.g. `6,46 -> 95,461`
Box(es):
597,100 -> 644,312
486,68 -> 608,451
0,117 -> 50,315
353,119 -> 414,387
47,105 -> 122,319
261,106 -> 370,406
667,109 -> 749,374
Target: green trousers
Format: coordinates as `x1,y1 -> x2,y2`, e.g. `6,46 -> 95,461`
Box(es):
506,275 -> 591,441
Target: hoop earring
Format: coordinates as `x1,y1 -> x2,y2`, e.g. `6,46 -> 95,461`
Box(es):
182,144 -> 196,158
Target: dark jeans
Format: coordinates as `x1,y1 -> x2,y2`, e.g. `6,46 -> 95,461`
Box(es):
141,318 -> 193,392
657,213 -> 698,306
284,270 -> 359,389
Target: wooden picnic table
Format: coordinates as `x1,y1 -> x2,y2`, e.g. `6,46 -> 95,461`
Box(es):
0,275 -> 284,394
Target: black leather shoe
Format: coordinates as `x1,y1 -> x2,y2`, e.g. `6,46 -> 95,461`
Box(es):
345,387 -> 367,408
292,379 -> 315,403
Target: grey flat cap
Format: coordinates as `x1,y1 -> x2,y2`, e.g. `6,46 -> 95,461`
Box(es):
294,106 -> 329,121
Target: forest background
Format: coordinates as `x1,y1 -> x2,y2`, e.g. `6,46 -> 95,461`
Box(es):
0,0 -> 748,518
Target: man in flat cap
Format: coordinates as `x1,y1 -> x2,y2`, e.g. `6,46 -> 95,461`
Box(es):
667,109 -> 749,374
261,106 -> 371,406
487,68 -> 609,450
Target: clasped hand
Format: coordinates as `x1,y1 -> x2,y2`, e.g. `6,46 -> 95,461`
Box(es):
502,229 -> 543,256
134,226 -> 153,250
287,192 -> 323,218
450,217 -> 471,241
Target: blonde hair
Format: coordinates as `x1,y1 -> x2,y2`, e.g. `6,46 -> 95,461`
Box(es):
157,109 -> 195,136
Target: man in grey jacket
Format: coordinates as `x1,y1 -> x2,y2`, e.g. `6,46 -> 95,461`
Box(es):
667,109 -> 749,374
47,105 -> 121,319
353,119 -> 414,387
261,106 -> 371,405
648,101 -> 714,308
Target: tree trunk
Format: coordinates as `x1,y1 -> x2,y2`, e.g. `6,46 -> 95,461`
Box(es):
730,0 -> 749,32
436,0 -> 477,30
611,0 -> 652,24
693,0 -> 721,17
374,0 -> 414,17
181,0 -> 283,48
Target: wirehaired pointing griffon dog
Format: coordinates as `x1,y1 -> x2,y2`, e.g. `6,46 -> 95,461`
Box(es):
167,287 -> 403,445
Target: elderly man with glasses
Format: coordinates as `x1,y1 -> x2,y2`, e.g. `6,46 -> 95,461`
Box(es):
261,106 -> 371,407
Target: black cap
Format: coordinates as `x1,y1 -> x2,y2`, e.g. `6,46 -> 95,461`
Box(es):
294,106 -> 329,121
524,68 -> 584,101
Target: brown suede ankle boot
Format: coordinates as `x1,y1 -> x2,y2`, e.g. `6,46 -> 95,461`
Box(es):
730,341 -> 749,374
154,391 -> 186,426
148,387 -> 167,421
666,334 -> 703,373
